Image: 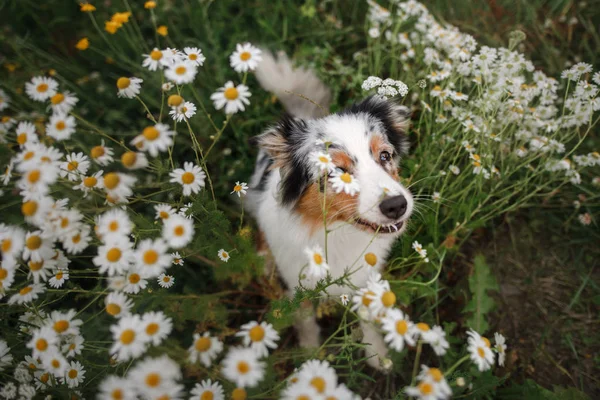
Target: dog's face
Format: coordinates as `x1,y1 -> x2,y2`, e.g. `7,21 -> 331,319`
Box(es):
257,96 -> 413,235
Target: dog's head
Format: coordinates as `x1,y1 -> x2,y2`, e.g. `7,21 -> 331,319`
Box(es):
256,96 -> 413,235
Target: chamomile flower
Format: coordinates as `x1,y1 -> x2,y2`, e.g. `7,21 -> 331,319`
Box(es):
130,124 -> 175,157
165,60 -> 197,84
183,47 -> 206,66
141,311 -> 172,346
93,239 -> 134,276
120,151 -> 149,170
281,384 -> 321,400
231,181 -> 248,197
221,347 -> 265,388
48,309 -> 81,337
310,151 -> 336,173
41,348 -> 68,377
116,77 -> 143,99
0,262 -> 15,294
121,267 -> 147,294
210,81 -> 251,114
188,332 -> 223,367
190,380 -> 224,400
46,113 -> 76,141
27,326 -> 59,358
102,172 -> 137,204
229,43 -> 262,73
105,292 -> 134,318
405,370 -> 449,400
22,231 -> 54,263
48,268 -> 69,288
134,239 -> 171,278
365,279 -> 397,316
14,122 -> 38,148
59,152 -> 90,181
73,171 -> 104,197
303,245 -> 330,283
297,359 -> 338,396
425,325 -> 449,356
162,214 -> 194,249
494,332 -> 507,366
236,321 -> 280,358
381,308 -> 416,352
432,192 -> 441,203
217,249 -> 230,262
95,208 -> 134,241
412,241 -> 427,259
169,162 -> 206,196
171,252 -> 184,266
330,170 -> 360,196
49,91 -> 78,114
157,273 -> 175,288
26,257 -> 55,284
142,48 -> 172,71
25,76 -> 58,102
340,294 -> 349,306
61,360 -> 85,388
61,334 -> 84,358
90,140 -> 114,166
467,329 -> 495,372
0,225 -> 25,261
449,165 -> 460,175
109,314 -> 148,361
129,355 -> 182,398
98,376 -> 136,400
169,101 -> 196,122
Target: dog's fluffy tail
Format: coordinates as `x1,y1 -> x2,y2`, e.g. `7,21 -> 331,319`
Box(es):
255,50 -> 331,119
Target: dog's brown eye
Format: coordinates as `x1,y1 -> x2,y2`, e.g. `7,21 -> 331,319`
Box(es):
380,151 -> 391,163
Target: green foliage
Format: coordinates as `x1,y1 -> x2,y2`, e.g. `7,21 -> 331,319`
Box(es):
463,254 -> 499,333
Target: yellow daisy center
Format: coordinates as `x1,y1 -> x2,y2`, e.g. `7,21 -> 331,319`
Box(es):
106,303 -> 121,316
482,336 -> 491,347
83,176 -> 97,188
129,273 -> 140,284
364,253 -> 377,266
249,325 -> 265,342
91,146 -> 105,159
104,173 -> 120,190
231,388 -> 247,400
201,392 -> 214,400
17,133 -> 28,145
429,368 -> 443,382
224,87 -> 239,100
67,160 -> 79,171
168,95 -> 183,107
117,77 -> 131,90
174,225 -> 185,236
29,260 -> 44,271
195,336 -> 211,352
310,377 -> 326,393
477,347 -> 485,358
37,83 -> 48,93
396,320 -> 408,335
189,53 -> 198,60
55,271 -> 64,280
381,291 -> 396,307
26,235 -> 42,250
111,389 -> 123,400
143,249 -> 159,265
159,211 -> 169,219
36,338 -> 48,351
56,121 -> 66,130
51,93 -> 65,105
68,369 -> 78,379
362,290 -> 375,306
28,169 -> 41,184
121,151 -> 137,168
146,323 -> 159,335
53,320 -> 69,333
240,51 -> 251,61
1,239 -> 11,252
416,322 -> 430,332
419,382 -> 433,395
175,66 -> 187,75
237,361 -> 250,374
143,126 -> 159,141
119,329 -> 135,344
181,172 -> 195,184
150,50 -> 162,60
0,268 -> 7,280
22,201 -> 38,217
20,286 -> 33,295
106,248 -> 122,262
340,172 -> 352,183
313,253 -> 323,265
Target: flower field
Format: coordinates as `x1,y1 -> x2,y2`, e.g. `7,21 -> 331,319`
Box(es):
0,1 -> 598,399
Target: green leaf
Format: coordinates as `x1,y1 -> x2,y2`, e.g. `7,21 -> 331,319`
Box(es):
463,254 -> 499,333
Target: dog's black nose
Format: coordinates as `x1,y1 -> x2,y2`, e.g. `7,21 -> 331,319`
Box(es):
379,195 -> 407,220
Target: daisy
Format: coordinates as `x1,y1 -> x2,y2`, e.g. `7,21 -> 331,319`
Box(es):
141,311 -> 172,346
48,268 -> 69,288
131,124 -> 175,157
236,320 -> 280,358
0,225 -> 25,261
381,308 -> 416,352
90,140 -> 114,166
0,341 -> 12,371
449,165 -> 460,175
134,239 -> 171,278
93,239 -> 134,276
61,360 -> 85,388
46,113 -> 76,141
120,151 -> 149,170
340,294 -> 349,306
425,325 -> 449,356
330,170 -> 360,196
18,165 -> 57,197
188,332 -> 224,367
0,262 -> 16,294
154,204 -> 176,221
59,152 -> 90,181
25,76 -> 58,102
98,376 -> 136,400
48,309 -> 81,336
169,101 -> 196,122
116,77 -> 143,99
190,380 -> 224,400
15,122 -> 38,148
217,249 -> 230,262
230,43 -> 262,73
467,329 -> 495,371
27,326 -> 59,358
162,82 -> 174,91
297,359 -> 338,396
412,241 -> 427,259
22,231 -> 54,263
183,47 -> 206,67
169,162 -> 206,196
105,292 -> 134,318
303,245 -> 330,283
494,332 -> 507,366
365,279 -> 397,316
405,379 -> 445,400
171,252 -> 184,266
96,208 -> 134,240
41,348 -> 68,377
162,214 -> 194,249
102,172 -> 137,203
221,347 -> 265,388
61,334 -> 84,358
50,91 -> 78,114
281,384 -> 321,400
157,273 -> 175,288
142,48 -> 172,71
310,151 -> 336,173
129,355 -> 182,398
165,61 -> 197,84
121,268 -> 147,294
210,81 -> 251,114
231,181 -> 248,197
109,314 -> 148,361
27,258 -> 56,284
73,171 -> 104,197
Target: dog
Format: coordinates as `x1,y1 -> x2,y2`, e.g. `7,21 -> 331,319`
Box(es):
247,51 -> 413,368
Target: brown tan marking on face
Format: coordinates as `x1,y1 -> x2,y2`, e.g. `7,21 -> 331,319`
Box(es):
329,150 -> 354,173
296,183 -> 359,234
370,134 -> 400,180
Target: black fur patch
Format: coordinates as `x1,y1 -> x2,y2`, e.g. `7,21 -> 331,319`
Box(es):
339,96 -> 410,156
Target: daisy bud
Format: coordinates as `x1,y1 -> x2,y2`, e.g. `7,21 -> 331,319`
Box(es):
168,95 -> 184,107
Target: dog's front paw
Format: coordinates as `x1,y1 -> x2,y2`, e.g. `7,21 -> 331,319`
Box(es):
364,345 -> 392,372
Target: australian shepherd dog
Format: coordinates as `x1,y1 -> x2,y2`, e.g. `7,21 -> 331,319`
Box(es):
247,51 -> 414,369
